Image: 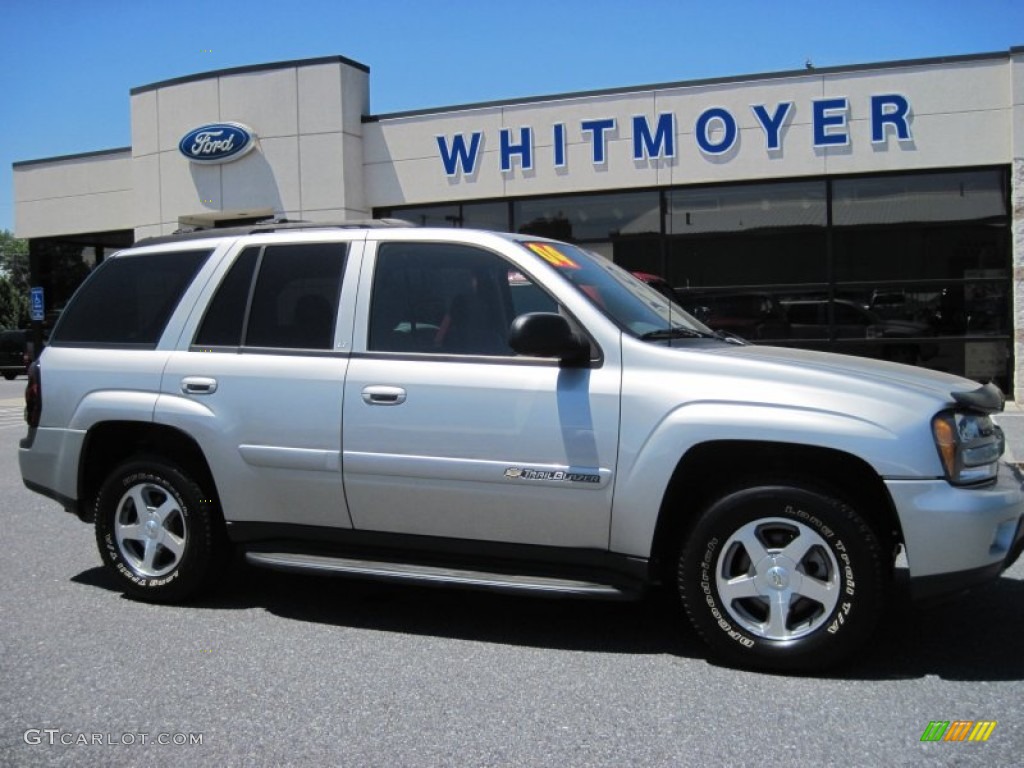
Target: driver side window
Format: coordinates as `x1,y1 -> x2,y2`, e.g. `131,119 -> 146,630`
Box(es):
367,242 -> 558,356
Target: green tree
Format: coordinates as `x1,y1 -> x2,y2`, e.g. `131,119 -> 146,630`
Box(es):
0,230 -> 30,328
0,229 -> 30,288
0,277 -> 24,328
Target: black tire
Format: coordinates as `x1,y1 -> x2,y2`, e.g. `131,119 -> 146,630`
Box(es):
94,457 -> 225,603
677,484 -> 885,672
2,372 -> 15,380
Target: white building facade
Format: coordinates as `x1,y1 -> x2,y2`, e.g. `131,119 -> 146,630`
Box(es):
12,49 -> 1024,396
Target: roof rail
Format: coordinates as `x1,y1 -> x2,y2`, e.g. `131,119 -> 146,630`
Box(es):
133,218 -> 416,246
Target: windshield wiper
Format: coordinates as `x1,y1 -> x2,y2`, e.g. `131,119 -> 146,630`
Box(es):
639,326 -> 716,341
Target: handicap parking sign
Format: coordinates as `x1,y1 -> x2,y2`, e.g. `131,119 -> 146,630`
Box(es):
30,287 -> 45,322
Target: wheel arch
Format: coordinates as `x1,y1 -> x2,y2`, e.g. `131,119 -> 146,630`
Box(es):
648,440 -> 902,582
79,421 -> 220,523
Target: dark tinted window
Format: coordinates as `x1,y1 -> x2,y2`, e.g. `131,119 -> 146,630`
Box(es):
0,330 -> 28,349
516,191 -> 660,240
832,170 -> 1009,283
1,330 -> 28,365
833,224 -> 1008,282
244,243 -> 346,349
669,181 -> 826,233
194,247 -> 260,347
667,230 -> 828,288
832,170 -> 1006,226
384,202 -> 510,231
51,249 -> 211,346
389,205 -> 461,227
461,202 -> 510,231
369,243 -> 550,356
666,181 -> 828,289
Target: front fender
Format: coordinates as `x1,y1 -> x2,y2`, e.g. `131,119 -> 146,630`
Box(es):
610,400 -> 926,557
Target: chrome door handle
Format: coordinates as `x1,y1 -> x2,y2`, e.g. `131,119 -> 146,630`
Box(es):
361,385 -> 406,405
181,376 -> 218,395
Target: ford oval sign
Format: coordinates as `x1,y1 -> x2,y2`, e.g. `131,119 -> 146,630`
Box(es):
179,122 -> 256,164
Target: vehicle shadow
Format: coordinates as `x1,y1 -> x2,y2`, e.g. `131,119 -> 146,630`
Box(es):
72,562 -> 1024,681
835,572 -> 1024,682
72,561 -> 699,657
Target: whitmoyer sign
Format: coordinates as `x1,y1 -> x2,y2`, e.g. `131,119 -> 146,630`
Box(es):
436,93 -> 913,176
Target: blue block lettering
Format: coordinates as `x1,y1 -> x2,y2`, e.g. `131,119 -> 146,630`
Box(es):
813,98 -> 849,146
695,108 -> 738,155
632,114 -> 675,160
437,133 -> 483,176
581,118 -> 616,164
500,127 -> 534,172
751,102 -> 793,151
871,94 -> 912,142
553,123 -> 567,167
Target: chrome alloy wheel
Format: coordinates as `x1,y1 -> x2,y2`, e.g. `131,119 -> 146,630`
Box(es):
114,482 -> 187,578
715,517 -> 841,641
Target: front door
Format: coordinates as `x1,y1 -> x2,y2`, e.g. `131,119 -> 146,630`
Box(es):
342,240 -> 620,548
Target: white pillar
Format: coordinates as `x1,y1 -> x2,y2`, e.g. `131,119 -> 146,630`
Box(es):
1011,48 -> 1024,401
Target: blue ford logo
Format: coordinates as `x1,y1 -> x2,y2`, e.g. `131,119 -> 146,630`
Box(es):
179,122 -> 256,164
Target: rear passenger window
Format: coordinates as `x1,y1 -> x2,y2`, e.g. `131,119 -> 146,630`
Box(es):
194,243 -> 347,350
51,249 -> 212,347
194,247 -> 259,347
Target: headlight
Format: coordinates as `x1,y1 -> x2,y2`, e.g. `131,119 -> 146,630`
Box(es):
932,411 -> 1004,485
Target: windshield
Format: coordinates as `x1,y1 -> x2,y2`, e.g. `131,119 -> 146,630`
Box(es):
518,240 -> 714,339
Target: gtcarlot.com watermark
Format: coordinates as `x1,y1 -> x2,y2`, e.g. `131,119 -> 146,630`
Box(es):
24,729 -> 203,747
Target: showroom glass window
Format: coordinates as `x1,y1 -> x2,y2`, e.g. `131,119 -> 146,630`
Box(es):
383,202 -> 510,231
831,168 -> 1010,388
665,181 -> 828,343
514,191 -> 663,275
377,166 -> 1012,385
667,181 -> 828,289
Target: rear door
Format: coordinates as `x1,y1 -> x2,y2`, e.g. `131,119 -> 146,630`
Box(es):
158,238 -> 358,529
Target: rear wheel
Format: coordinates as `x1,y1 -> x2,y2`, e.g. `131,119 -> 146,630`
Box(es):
677,484 -> 886,671
94,457 -> 225,602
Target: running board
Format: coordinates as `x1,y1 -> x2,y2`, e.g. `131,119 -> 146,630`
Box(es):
244,551 -> 640,600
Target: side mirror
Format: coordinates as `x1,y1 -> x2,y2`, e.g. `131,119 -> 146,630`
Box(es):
509,312 -> 590,365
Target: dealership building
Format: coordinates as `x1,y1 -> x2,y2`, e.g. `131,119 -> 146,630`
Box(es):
12,48 -> 1024,396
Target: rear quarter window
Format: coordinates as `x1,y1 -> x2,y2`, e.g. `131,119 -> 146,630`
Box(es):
50,249 -> 212,347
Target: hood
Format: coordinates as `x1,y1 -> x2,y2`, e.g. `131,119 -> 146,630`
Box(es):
691,342 -> 993,412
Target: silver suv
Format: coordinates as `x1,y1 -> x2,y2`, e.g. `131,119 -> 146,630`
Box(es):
18,221 -> 1024,671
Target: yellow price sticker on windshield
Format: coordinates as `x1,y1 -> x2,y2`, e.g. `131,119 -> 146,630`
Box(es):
525,243 -> 580,269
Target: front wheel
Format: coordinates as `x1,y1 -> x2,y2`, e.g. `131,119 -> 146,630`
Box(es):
94,457 -> 225,602
677,484 -> 886,671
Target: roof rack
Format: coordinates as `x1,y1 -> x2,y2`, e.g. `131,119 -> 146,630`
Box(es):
133,218 -> 416,246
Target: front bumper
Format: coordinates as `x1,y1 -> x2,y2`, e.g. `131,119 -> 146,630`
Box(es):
885,463 -> 1024,600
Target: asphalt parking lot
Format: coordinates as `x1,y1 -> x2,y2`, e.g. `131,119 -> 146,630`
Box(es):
1,376 -> 1022,767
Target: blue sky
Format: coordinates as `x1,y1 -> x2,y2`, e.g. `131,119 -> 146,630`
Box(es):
3,0 -> 1023,233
